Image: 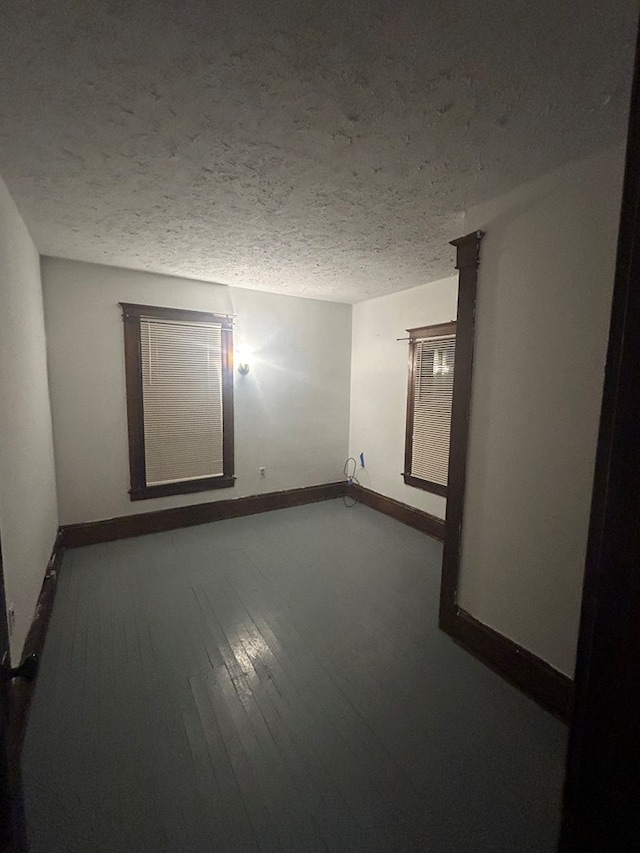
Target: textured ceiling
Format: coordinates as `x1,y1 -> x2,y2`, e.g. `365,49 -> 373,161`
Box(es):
0,1 -> 637,302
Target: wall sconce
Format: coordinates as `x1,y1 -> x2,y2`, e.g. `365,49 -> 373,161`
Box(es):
236,343 -> 253,375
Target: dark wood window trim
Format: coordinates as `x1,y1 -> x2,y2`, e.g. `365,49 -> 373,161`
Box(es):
121,302 -> 235,501
403,320 -> 457,497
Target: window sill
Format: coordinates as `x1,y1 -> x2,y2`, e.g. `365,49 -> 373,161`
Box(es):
129,475 -> 235,501
403,473 -> 448,497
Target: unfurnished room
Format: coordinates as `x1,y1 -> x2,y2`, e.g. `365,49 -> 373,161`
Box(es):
1,1 -> 639,851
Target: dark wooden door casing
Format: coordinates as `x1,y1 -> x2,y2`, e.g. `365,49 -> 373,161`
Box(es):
559,17 -> 640,850
1,539 -> 28,850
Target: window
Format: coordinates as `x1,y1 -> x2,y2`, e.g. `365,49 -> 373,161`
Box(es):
121,303 -> 234,500
403,321 -> 456,496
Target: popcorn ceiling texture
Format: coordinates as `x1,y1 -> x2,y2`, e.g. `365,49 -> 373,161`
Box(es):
0,0 -> 636,302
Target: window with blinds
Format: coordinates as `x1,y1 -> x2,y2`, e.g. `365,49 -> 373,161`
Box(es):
121,303 -> 234,501
403,322 -> 456,496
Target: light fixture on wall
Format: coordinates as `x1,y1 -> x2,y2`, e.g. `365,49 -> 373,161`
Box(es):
236,342 -> 253,375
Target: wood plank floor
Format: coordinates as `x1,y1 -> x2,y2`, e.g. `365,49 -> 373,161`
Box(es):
22,500 -> 567,852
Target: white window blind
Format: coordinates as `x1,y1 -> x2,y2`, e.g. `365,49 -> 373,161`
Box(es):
410,333 -> 456,487
140,318 -> 224,486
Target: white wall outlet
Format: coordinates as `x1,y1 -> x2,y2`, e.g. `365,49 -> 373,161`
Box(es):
7,603 -> 15,637
259,466 -> 266,478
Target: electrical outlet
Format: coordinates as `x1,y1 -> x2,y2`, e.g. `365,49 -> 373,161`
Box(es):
7,603 -> 15,637
259,466 -> 266,478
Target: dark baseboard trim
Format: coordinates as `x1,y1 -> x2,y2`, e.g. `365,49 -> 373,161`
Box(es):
348,483 -> 572,720
21,531 -> 64,662
60,481 -> 347,548
9,530 -> 65,761
347,483 -> 445,541
440,607 -> 575,723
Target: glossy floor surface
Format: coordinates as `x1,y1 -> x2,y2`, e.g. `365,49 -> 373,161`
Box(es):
23,500 -> 567,851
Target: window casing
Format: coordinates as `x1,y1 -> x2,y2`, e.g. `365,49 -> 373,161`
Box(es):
121,303 -> 235,500
403,321 -> 456,496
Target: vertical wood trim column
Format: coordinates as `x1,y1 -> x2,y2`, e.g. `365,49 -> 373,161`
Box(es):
439,230 -> 483,629
437,234 -> 574,722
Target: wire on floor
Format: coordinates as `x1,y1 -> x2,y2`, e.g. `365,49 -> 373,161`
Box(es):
343,457 -> 361,508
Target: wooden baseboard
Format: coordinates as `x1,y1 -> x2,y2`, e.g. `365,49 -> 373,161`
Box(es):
32,487 -> 571,729
440,606 -> 574,723
8,530 -> 65,761
347,483 -> 570,719
21,532 -> 64,662
60,481 -> 347,548
347,483 -> 445,541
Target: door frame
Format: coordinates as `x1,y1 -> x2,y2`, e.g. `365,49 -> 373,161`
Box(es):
1,538 -> 29,851
559,12 -> 640,849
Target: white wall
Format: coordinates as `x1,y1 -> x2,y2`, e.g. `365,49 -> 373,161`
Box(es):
458,145 -> 625,677
42,259 -> 352,525
349,276 -> 458,518
0,177 -> 59,662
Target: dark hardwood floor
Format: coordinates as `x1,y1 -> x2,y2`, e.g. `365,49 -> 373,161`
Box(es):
22,500 -> 567,852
